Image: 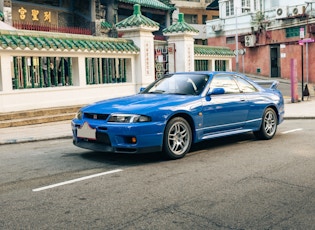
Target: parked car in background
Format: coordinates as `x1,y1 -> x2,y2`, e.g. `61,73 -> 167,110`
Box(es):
71,71 -> 284,159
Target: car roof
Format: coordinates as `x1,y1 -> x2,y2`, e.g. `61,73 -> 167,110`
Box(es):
171,71 -> 240,76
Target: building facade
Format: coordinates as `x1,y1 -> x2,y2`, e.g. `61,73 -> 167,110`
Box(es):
206,0 -> 315,84
1,0 -> 174,37
171,0 -> 219,44
0,3 -> 233,113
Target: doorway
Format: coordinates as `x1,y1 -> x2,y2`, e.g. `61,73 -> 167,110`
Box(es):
270,45 -> 280,77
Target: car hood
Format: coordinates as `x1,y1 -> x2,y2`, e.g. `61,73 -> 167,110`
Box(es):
81,94 -> 199,114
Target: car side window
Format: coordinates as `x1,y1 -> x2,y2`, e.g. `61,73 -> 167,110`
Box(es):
235,76 -> 258,93
210,75 -> 240,94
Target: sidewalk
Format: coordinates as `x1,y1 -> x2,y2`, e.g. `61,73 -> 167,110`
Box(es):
0,98 -> 314,145
284,97 -> 315,119
0,120 -> 72,145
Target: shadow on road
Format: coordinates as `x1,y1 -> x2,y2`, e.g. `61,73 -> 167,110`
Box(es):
79,150 -> 164,166
77,133 -> 257,165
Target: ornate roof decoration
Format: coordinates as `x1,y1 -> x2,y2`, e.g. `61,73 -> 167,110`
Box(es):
194,45 -> 234,56
163,13 -> 199,35
118,0 -> 173,10
0,30 -> 139,53
116,4 -> 159,29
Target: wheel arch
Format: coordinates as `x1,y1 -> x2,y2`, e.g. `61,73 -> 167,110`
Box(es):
266,105 -> 280,124
166,113 -> 196,141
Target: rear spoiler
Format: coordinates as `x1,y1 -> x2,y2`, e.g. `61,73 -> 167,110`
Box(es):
254,80 -> 279,90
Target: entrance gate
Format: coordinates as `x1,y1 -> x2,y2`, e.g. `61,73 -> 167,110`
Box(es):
154,42 -> 169,79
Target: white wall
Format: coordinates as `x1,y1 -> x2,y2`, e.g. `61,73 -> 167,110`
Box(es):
0,83 -> 137,112
0,49 -> 137,113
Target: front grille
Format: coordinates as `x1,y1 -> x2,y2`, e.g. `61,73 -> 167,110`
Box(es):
84,113 -> 109,120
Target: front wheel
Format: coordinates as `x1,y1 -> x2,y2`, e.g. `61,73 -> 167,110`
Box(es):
163,117 -> 192,160
254,108 -> 278,140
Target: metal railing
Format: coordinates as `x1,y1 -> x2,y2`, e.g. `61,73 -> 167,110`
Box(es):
12,56 -> 129,89
195,60 -> 209,71
12,56 -> 72,89
12,21 -> 92,35
85,58 -> 127,84
215,60 -> 227,71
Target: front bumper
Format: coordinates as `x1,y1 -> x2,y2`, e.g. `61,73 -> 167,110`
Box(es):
71,119 -> 164,154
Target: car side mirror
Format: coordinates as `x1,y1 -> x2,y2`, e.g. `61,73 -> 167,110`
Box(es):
208,87 -> 225,95
139,87 -> 146,93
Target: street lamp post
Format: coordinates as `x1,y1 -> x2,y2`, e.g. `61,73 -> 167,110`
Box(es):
219,0 -> 250,72
235,6 -> 250,72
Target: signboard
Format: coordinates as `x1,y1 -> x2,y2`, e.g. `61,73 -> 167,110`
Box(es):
12,4 -> 57,25
300,27 -> 305,39
299,38 -> 315,45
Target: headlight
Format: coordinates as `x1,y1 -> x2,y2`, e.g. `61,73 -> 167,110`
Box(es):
75,110 -> 83,120
108,114 -> 151,123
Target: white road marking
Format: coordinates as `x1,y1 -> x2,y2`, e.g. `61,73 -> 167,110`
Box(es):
281,128 -> 303,134
32,169 -> 123,192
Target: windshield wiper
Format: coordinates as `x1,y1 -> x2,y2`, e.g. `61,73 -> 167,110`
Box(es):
148,90 -> 165,94
168,92 -> 191,95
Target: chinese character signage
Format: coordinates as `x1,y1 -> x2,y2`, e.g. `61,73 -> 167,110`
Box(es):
13,4 -> 55,24
18,7 -> 27,20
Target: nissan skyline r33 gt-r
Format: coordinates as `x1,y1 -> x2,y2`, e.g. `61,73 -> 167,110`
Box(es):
71,71 -> 284,159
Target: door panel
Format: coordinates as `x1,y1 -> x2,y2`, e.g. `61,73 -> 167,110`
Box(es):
202,94 -> 249,134
201,74 -> 249,135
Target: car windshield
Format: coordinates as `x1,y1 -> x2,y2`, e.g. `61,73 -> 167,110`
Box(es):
142,74 -> 209,95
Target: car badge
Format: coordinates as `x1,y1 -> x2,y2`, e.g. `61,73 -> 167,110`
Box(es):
93,114 -> 97,119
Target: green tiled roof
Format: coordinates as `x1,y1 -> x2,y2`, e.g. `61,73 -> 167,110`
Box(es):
194,45 -> 234,56
163,13 -> 199,34
0,30 -> 139,53
101,21 -> 113,30
116,4 -> 159,29
118,0 -> 173,10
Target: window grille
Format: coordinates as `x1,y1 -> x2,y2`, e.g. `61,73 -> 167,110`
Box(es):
85,58 -> 127,85
12,56 -> 72,89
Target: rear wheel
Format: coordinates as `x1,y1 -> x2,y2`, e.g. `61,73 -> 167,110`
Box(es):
254,108 -> 278,140
163,117 -> 192,160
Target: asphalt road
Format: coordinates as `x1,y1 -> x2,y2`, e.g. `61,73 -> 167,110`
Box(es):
0,120 -> 314,229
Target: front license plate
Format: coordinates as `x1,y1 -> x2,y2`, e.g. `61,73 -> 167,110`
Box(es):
77,122 -> 96,140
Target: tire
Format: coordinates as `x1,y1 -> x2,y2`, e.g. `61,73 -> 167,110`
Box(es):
163,117 -> 192,160
254,108 -> 278,140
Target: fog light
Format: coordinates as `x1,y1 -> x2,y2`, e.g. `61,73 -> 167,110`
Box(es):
131,137 -> 137,143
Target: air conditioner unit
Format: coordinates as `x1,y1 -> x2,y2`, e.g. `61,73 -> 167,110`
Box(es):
292,6 -> 305,16
244,35 -> 256,47
212,24 -> 222,32
276,6 -> 288,19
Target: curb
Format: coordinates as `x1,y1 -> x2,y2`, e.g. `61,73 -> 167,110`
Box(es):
0,135 -> 72,145
284,116 -> 315,120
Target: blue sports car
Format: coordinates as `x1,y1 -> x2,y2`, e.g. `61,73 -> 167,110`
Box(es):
71,71 -> 284,159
